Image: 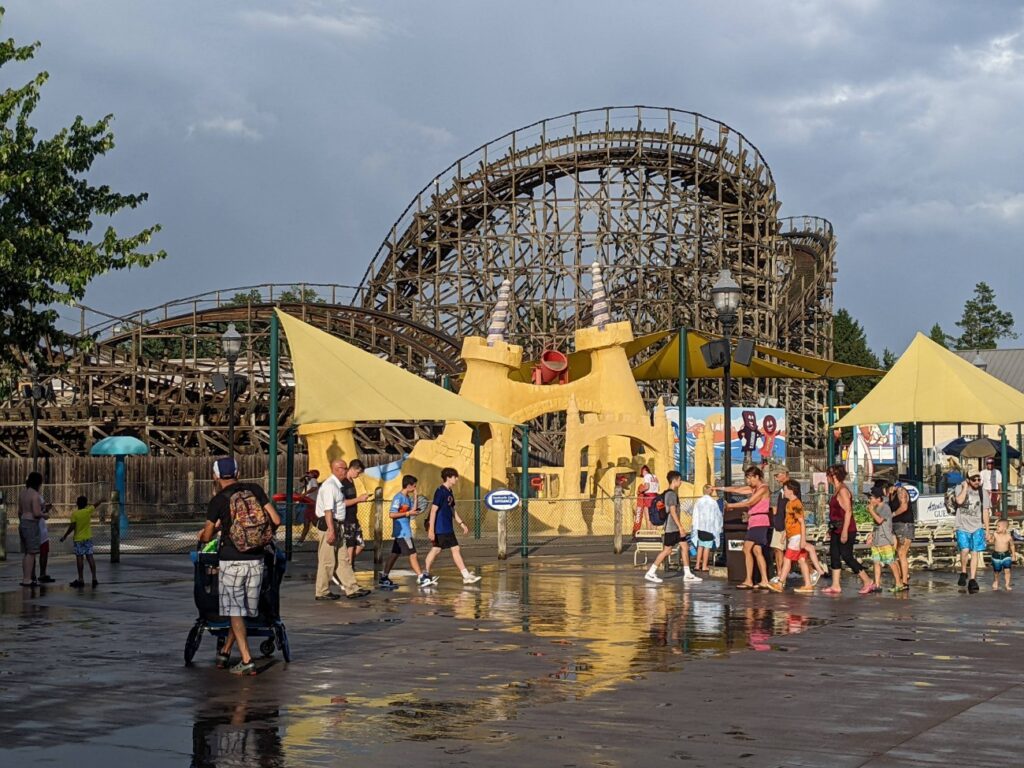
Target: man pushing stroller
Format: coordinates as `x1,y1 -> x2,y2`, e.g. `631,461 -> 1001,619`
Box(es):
197,457 -> 280,675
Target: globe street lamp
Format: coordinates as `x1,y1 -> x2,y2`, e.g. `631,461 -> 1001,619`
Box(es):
423,355 -> 437,382
711,269 -> 741,490
971,351 -> 987,372
221,323 -> 243,458
23,358 -> 47,471
835,378 -> 846,404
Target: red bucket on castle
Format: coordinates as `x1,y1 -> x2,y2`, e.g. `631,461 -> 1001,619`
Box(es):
531,349 -> 569,385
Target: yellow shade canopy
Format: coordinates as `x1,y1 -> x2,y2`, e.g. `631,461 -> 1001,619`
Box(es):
834,332 -> 1024,428
631,330 -> 820,381
276,310 -> 515,426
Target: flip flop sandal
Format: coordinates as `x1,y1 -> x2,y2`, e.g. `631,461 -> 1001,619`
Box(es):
735,584 -> 753,590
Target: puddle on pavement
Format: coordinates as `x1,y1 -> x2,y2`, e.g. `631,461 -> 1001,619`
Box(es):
191,565 -> 833,759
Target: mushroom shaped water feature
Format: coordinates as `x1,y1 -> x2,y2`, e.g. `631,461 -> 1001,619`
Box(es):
90,435 -> 149,537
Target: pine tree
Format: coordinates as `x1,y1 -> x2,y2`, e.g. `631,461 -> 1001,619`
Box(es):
833,309 -> 881,403
954,282 -> 1017,349
928,323 -> 949,348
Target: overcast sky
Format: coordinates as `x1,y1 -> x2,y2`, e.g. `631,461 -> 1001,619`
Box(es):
7,0 -> 1024,355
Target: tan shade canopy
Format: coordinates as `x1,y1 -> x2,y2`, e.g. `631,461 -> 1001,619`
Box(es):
834,332 -> 1024,428
276,310 -> 515,426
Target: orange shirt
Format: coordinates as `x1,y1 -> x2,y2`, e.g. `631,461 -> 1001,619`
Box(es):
785,499 -> 804,539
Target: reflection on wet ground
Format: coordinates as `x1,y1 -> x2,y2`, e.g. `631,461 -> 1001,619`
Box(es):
4,555 -> 1024,766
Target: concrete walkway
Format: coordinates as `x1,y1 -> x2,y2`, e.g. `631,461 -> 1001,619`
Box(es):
2,550 -> 1022,767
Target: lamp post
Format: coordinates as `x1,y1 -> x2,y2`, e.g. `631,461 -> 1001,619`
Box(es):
711,269 -> 741,489
24,359 -> 46,472
221,323 -> 242,458
711,270 -> 741,568
423,355 -> 437,382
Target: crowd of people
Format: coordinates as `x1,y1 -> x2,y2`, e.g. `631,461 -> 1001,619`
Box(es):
14,451 -> 1022,677
639,463 -> 1019,595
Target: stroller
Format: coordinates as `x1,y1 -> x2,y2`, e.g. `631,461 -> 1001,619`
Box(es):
184,545 -> 291,665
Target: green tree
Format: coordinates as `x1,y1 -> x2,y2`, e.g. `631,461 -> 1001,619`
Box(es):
881,348 -> 897,370
0,11 -> 164,373
954,282 -> 1017,349
833,308 -> 881,404
928,323 -> 949,348
276,287 -> 323,304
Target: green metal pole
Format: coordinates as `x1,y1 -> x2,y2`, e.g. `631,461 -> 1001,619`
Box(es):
678,327 -> 688,480
285,427 -> 295,561
1001,426 -> 1009,520
268,312 -> 280,496
520,425 -> 530,560
826,381 -> 836,468
914,422 -> 924,492
473,425 -> 482,539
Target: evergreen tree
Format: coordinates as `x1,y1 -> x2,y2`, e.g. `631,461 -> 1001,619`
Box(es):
881,348 -> 897,369
833,308 -> 881,404
954,282 -> 1017,349
928,323 -> 949,348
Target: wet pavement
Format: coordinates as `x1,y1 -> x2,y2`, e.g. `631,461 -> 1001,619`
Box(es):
2,549 -> 1023,767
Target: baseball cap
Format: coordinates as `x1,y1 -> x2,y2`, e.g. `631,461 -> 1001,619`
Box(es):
213,457 -> 238,479
770,463 -> 789,474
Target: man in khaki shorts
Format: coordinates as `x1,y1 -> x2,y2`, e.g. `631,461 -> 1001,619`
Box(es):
769,465 -> 790,581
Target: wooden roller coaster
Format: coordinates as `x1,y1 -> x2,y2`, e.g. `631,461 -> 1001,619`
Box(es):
0,106 -> 837,461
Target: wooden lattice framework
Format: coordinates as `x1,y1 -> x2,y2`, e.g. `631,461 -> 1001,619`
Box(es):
0,106 -> 836,459
360,106 -> 836,452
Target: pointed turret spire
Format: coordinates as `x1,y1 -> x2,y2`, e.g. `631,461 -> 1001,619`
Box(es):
590,262 -> 609,330
486,278 -> 512,346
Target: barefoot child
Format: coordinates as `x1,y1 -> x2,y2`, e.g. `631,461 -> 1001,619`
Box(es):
692,485 -> 722,573
768,480 -> 814,593
866,487 -> 901,593
59,495 -> 103,588
990,519 -> 1016,591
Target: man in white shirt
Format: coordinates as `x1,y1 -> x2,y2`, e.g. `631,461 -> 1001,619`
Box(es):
314,459 -> 370,601
980,458 -> 1002,513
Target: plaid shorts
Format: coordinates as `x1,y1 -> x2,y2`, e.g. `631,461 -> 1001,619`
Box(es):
219,560 -> 264,617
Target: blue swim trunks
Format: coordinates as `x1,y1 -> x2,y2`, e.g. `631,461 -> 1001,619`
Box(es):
955,528 -> 987,553
991,552 -> 1013,572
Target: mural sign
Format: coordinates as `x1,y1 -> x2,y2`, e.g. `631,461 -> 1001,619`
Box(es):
666,406 -> 787,477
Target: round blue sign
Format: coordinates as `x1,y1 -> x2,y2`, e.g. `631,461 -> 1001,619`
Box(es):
485,490 -> 521,511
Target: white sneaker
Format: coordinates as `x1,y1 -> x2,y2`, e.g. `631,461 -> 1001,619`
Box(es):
811,571 -> 821,586
683,572 -> 703,583
644,570 -> 663,584
769,576 -> 780,584
462,574 -> 482,584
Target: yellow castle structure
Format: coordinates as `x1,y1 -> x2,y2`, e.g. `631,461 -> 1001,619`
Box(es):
301,263 -> 715,535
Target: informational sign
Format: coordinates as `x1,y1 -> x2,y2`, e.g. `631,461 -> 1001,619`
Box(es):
915,494 -> 951,525
666,406 -> 787,476
905,485 -> 920,503
858,423 -> 902,465
484,489 -> 521,511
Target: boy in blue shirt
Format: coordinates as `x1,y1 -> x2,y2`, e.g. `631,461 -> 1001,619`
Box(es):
423,467 -> 481,585
379,475 -> 437,588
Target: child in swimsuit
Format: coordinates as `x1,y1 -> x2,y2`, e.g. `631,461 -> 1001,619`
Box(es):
990,519 -> 1016,591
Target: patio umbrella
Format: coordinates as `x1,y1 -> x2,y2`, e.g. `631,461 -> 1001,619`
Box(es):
958,436 -> 1021,460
